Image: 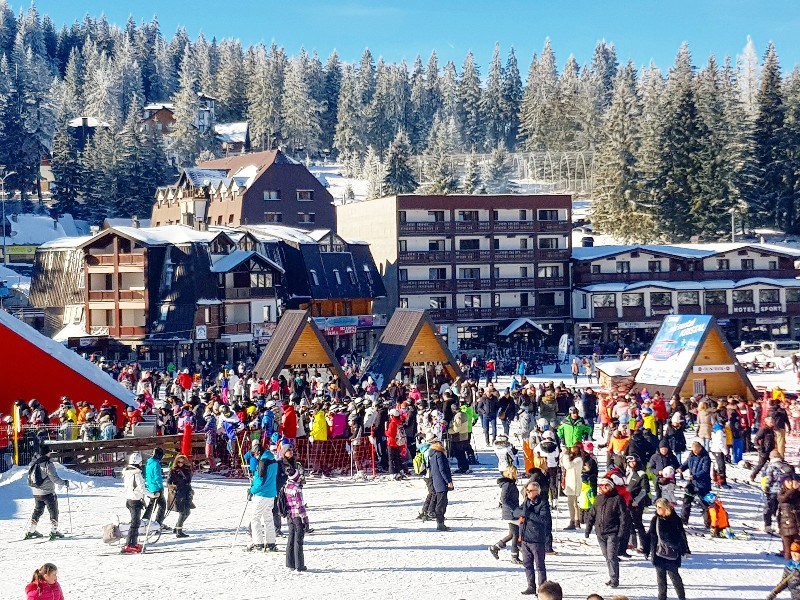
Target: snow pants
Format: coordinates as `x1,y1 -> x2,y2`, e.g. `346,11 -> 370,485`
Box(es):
422,477 -> 435,515
433,490 -> 448,525
250,496 -> 276,545
597,533 -> 620,585
655,565 -> 686,600
31,493 -> 58,530
143,493 -> 166,525
126,499 -> 144,546
520,541 -> 547,589
764,493 -> 779,529
286,516 -> 305,570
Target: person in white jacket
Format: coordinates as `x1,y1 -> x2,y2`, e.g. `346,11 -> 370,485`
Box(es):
533,430 -> 561,506
494,434 -> 518,474
122,452 -> 146,553
709,422 -> 729,488
559,445 -> 584,530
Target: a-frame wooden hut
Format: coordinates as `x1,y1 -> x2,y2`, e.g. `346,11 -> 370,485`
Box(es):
253,309 -> 356,395
364,309 -> 462,390
634,314 -> 758,401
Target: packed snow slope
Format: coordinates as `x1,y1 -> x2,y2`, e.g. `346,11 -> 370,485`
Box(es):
0,422 -> 785,600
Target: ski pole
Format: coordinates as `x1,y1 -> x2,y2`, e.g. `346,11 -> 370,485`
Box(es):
232,495 -> 249,551
65,483 -> 73,534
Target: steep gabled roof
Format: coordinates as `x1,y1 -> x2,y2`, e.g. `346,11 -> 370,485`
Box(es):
198,149 -> 299,178
364,309 -> 461,390
253,310 -> 355,394
211,250 -> 284,274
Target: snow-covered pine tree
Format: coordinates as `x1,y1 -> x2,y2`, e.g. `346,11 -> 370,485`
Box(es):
282,52 -> 322,156
737,35 -> 760,120
782,67 -> 800,233
420,115 -> 458,193
482,44 -> 505,150
461,151 -> 482,193
519,40 -> 559,151
482,143 -> 513,193
58,46 -> 83,120
168,46 -> 201,167
246,42 -> 284,150
50,119 -> 84,216
334,64 -> 366,160
457,51 -> 483,151
215,38 -> 245,122
320,51 -> 342,153
500,47 -> 523,150
363,146 -> 386,199
383,131 -> 417,194
635,63 -> 666,238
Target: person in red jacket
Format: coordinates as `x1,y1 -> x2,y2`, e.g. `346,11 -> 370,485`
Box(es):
178,368 -> 193,402
25,563 -> 64,600
653,394 -> 669,437
281,402 -> 298,439
385,408 -> 407,479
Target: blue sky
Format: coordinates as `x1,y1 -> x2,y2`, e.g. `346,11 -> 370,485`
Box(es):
32,0 -> 800,71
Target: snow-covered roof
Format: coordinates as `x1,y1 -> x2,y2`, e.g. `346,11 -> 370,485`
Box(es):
1,214 -> 89,247
104,218 -> 152,229
183,168 -> 229,187
573,242 -> 800,261
0,309 -> 134,405
214,121 -> 248,144
67,116 -> 110,128
578,277 -> 800,293
499,317 -> 546,336
242,224 -> 318,244
143,102 -> 175,111
38,235 -> 93,250
596,359 -> 642,377
101,225 -> 221,246
0,264 -> 30,291
306,229 -> 332,242
211,250 -> 284,274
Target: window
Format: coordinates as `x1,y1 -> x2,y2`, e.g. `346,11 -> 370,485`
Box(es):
464,294 -> 481,308
769,260 -> 778,270
459,239 -> 480,250
492,238 -> 500,250
520,292 -> 529,307
519,209 -> 527,220
581,294 -> 587,309
593,294 -> 616,308
732,289 -> 753,304
429,268 -> 447,280
520,266 -> 528,278
651,292 -> 672,306
298,212 -> 316,224
622,293 -> 644,307
347,268 -> 357,284
705,290 -> 727,305
717,259 -> 730,270
760,289 -> 780,304
590,264 -> 601,274
399,297 -> 409,308
616,261 -> 631,273
491,210 -> 499,221
788,288 -> 800,302
398,269 -> 408,281
538,266 -> 560,278
263,190 -> 280,200
429,239 -> 446,251
363,264 -> 373,284
398,240 -> 407,252
398,211 -> 407,223
538,209 -> 559,221
539,292 -> 556,306
297,190 -> 313,201
648,260 -> 662,273
520,238 -> 528,250
310,270 -> 319,286
250,273 -> 273,288
458,210 -> 479,221
430,296 -> 447,309
204,307 -> 211,324
428,210 -> 445,222
159,305 -> 169,322
493,293 -> 501,307
677,291 -> 699,305
103,273 -> 113,290
538,237 -> 559,249
493,267 -> 500,278
228,214 -> 234,224
333,269 -> 342,284
265,212 -> 282,223
459,268 -> 480,279
741,259 -> 754,270
263,305 -> 272,322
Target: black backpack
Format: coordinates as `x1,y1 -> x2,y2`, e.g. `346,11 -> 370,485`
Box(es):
27,459 -> 46,487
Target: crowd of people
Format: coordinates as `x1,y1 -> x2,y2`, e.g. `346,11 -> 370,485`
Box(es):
12,356 -> 800,599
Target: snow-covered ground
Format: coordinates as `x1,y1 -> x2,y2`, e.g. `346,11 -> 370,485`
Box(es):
0,397 -> 789,600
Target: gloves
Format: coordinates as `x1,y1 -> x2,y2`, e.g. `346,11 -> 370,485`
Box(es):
247,491 -> 253,501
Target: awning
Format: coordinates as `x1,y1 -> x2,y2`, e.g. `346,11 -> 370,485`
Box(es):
220,333 -> 253,343
499,317 -> 547,337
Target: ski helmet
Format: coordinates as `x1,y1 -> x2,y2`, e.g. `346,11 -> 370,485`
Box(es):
537,417 -> 549,429
661,466 -> 675,478
703,492 -> 717,505
128,451 -> 143,466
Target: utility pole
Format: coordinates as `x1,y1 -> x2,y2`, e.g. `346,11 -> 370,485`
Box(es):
0,167 -> 17,265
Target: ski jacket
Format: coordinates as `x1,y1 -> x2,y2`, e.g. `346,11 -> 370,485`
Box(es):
585,487 -> 630,538
310,410 -> 329,441
755,426 -> 777,456
25,581 -> 64,600
250,450 -> 278,498
557,416 -> 592,448
28,455 -> 68,496
766,459 -> 794,495
494,444 -> 517,473
679,449 -> 712,493
144,457 -> 164,494
626,468 -> 651,509
559,453 -> 584,496
647,448 -> 679,476
281,405 -> 298,439
697,408 -> 714,439
122,465 -> 146,502
498,476 -> 520,521
533,439 -> 560,468
429,443 -> 452,493
768,563 -> 800,600
653,398 -> 668,421
514,494 -> 552,544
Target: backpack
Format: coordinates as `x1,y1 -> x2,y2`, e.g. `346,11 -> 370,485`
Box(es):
277,488 -> 289,518
395,423 -> 407,446
102,523 -> 122,544
27,460 -> 45,487
412,451 -> 427,475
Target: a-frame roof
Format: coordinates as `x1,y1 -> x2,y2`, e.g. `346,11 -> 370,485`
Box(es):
253,309 -> 355,395
364,309 -> 462,390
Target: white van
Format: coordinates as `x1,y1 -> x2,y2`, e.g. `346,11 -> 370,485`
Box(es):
759,340 -> 800,358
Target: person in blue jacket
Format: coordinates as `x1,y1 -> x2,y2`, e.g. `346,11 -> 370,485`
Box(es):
143,447 -> 166,528
247,446 -> 279,551
677,441 -> 712,527
428,437 -> 454,531
243,439 -> 262,479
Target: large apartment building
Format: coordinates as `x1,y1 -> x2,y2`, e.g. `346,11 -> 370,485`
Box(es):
336,194 -> 572,349
572,242 -> 800,353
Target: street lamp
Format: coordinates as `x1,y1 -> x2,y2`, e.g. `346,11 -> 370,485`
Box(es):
729,208 -> 736,243
0,167 -> 16,265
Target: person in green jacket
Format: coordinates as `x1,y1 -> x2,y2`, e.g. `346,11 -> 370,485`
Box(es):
557,407 -> 592,449
460,396 -> 479,465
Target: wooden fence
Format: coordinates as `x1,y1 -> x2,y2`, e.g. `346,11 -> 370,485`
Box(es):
45,434 -> 206,475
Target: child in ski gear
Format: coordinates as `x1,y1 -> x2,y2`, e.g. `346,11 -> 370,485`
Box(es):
416,432 -> 437,521
25,563 -> 63,600
710,422 -> 728,488
122,451 -> 146,553
26,443 -> 69,540
489,465 -> 522,564
703,493 -> 730,538
767,541 -> 800,600
764,451 -> 795,534
533,430 -> 560,506
494,434 -> 518,473
284,466 -> 307,571
659,466 -> 677,505
142,447 -> 166,529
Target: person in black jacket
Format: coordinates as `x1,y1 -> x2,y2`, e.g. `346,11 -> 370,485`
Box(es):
489,465 -> 523,564
585,478 -> 631,589
751,416 -> 777,482
648,441 -> 680,501
166,454 -> 193,537
428,439 -> 453,531
524,467 -> 555,553
626,455 -> 651,553
513,481 -> 553,595
646,498 -> 690,600
476,392 -> 499,446
628,428 -> 656,466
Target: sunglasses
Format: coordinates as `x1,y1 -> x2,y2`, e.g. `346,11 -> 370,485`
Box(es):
525,489 -> 538,493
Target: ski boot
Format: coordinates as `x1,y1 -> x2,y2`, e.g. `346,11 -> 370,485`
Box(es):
49,531 -> 65,540
488,544 -> 500,559
24,531 -> 44,540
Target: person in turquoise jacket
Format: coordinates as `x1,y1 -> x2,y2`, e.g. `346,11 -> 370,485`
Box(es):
247,447 -> 280,551
143,447 -> 166,527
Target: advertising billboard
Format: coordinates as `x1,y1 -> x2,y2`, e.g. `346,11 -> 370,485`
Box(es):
635,315 -> 712,388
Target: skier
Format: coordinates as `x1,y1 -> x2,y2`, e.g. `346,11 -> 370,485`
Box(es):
25,443 -> 70,540
767,541 -> 800,600
284,466 -> 307,571
677,442 -> 712,528
122,452 -> 146,553
142,448 -> 166,531
247,444 -> 279,551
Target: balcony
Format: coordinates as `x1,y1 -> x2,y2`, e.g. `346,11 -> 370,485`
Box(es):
398,280 -> 454,293
536,249 -> 571,261
455,278 -> 484,291
676,304 -> 702,315
494,277 -> 537,290
537,220 -> 571,232
399,221 -> 451,235
593,306 -> 619,319
493,249 -> 538,262
454,221 -> 491,233
621,305 -> 647,319
223,322 -> 251,334
705,304 -> 729,317
398,250 -> 450,265
428,308 -> 455,321
536,276 -> 568,288
575,271 -> 700,284
457,307 -> 494,320
493,221 -> 539,233
88,290 -> 116,301
103,326 -> 146,338
493,306 -> 536,319
86,253 -> 145,267
223,287 -> 275,299
535,305 -> 570,318
454,249 -> 492,262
